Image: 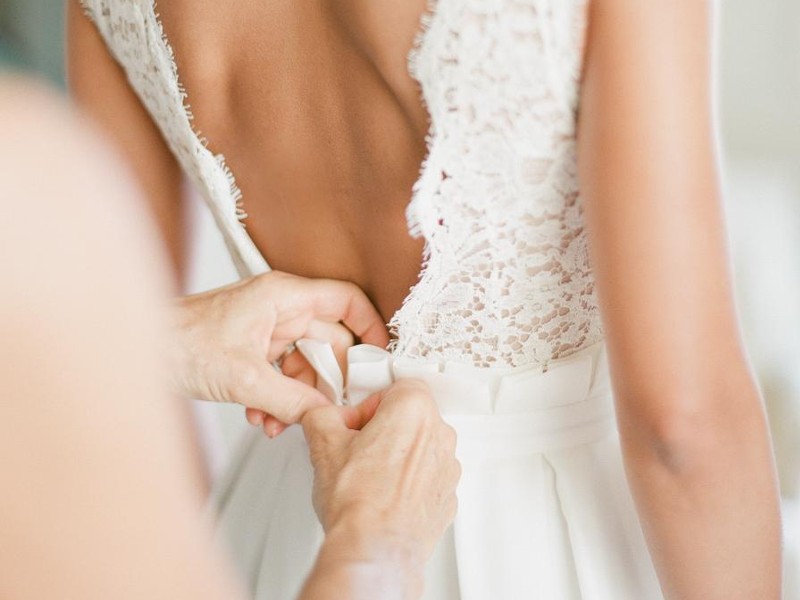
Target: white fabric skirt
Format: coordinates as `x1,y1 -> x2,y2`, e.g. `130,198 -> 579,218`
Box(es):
210,339 -> 664,599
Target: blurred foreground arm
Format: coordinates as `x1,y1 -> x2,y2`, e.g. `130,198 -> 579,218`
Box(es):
0,80 -> 240,600
577,1 -> 781,598
0,80 -> 454,600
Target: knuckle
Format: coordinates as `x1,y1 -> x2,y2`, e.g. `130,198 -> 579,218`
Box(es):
334,326 -> 355,347
339,279 -> 362,297
301,406 -> 323,430
229,361 -> 265,405
302,404 -> 336,429
389,379 -> 435,412
393,399 -> 432,425
238,363 -> 262,392
393,377 -> 432,394
264,270 -> 289,283
301,406 -> 330,438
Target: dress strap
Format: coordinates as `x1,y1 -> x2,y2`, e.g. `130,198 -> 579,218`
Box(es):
79,0 -> 270,278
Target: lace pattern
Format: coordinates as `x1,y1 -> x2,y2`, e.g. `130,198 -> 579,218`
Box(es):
388,0 -> 602,367
80,0 -> 603,370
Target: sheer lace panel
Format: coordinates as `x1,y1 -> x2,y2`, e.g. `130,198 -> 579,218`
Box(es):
388,0 -> 602,368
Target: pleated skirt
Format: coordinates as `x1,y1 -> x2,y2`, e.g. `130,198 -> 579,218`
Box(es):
210,339 -> 664,599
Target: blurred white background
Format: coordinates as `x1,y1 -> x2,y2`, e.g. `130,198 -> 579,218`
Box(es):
717,4 -> 800,592
2,0 -> 798,594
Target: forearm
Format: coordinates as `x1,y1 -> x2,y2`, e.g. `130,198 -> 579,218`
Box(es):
299,519 -> 425,600
621,389 -> 782,599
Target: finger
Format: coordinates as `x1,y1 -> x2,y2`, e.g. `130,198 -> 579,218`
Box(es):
304,279 -> 390,347
278,351 -> 317,387
246,408 -> 288,437
245,365 -> 331,424
262,414 -> 288,438
300,396 -> 385,436
301,404 -> 349,439
245,407 -> 266,427
342,392 -> 383,430
363,379 -> 439,438
303,392 -> 384,433
304,319 -> 354,374
374,378 -> 437,418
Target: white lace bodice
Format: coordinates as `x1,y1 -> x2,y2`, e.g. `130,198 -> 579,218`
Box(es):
81,0 -> 603,370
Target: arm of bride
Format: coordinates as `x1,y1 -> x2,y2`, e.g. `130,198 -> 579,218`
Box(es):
67,0 -> 187,278
577,1 -> 782,598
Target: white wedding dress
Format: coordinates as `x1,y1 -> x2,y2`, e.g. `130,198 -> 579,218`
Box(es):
81,1 -> 664,597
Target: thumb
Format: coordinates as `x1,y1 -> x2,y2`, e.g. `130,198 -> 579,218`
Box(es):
301,403 -> 351,444
306,392 -> 383,432
246,365 -> 331,424
340,392 -> 383,430
300,393 -> 383,438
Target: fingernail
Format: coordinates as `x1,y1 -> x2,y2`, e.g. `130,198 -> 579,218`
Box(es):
265,423 -> 279,438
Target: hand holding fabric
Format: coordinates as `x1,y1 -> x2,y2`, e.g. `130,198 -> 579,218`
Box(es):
171,271 -> 389,433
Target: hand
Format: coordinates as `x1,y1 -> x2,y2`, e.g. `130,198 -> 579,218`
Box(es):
171,271 -> 390,436
301,379 -> 460,569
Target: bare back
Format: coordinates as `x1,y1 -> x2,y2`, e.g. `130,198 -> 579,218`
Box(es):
156,0 -> 430,322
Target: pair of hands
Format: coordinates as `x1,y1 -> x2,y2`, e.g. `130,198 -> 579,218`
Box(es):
171,271 -> 460,566
172,270 -> 389,435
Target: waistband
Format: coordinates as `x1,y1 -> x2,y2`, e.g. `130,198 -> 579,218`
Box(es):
296,338 -> 617,457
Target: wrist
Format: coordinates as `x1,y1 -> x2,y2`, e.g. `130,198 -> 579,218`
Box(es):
167,295 -> 204,399
314,516 -> 426,599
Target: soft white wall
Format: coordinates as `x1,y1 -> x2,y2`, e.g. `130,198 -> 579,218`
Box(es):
719,0 -> 800,159
717,3 -> 800,592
